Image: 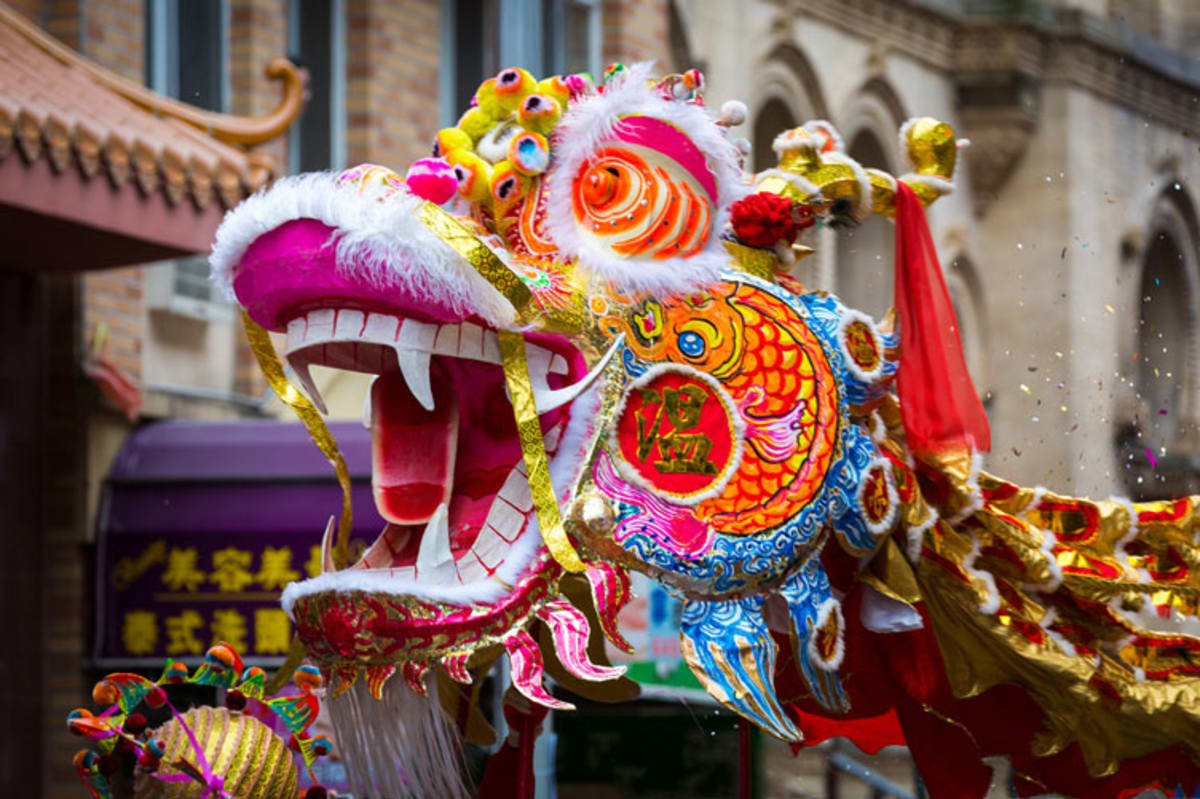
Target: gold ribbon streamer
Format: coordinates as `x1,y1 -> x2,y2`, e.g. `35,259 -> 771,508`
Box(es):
498,329 -> 587,572
418,203 -> 536,322
242,312 -> 354,571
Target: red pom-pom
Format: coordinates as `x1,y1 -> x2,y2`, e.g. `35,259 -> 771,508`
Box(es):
288,733 -> 301,753
793,202 -> 816,231
138,748 -> 161,770
144,687 -> 167,709
225,690 -> 247,712
115,736 -> 136,754
730,192 -> 799,248
304,787 -> 329,799
122,713 -> 148,735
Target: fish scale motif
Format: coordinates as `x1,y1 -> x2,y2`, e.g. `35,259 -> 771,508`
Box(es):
696,285 -> 840,534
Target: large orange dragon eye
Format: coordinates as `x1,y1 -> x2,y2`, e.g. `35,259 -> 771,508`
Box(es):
571,146 -> 711,260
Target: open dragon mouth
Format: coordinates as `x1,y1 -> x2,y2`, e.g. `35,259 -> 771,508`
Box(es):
283,307 -> 598,595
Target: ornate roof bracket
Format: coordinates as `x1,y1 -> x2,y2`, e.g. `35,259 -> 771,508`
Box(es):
0,4 -> 306,147
954,24 -> 1044,217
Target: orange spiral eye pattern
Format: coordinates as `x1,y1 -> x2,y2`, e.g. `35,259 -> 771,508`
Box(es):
571,146 -> 712,261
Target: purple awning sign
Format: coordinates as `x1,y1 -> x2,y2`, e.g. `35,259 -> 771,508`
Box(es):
94,420 -> 383,664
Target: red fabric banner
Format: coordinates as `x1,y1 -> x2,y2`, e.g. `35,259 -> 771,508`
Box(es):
893,182 -> 990,457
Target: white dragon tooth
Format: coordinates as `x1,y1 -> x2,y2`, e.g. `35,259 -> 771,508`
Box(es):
524,342 -> 554,379
320,516 -> 336,574
458,321 -> 484,359
549,353 -> 568,375
416,502 -> 458,582
482,330 -> 501,363
433,324 -> 459,356
362,375 -> 378,429
530,334 -> 623,414
396,347 -> 435,411
397,319 -> 438,351
287,356 -> 329,415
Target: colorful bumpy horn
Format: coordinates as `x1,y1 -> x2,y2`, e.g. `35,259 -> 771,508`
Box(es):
209,59 -> 1200,799
67,645 -> 330,798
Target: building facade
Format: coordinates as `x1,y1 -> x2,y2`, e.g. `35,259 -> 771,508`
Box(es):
6,0 -> 1200,795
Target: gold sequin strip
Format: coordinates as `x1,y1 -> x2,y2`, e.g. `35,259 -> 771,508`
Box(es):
243,314 -> 346,694
498,329 -> 587,572
418,203 -> 535,321
243,313 -> 353,569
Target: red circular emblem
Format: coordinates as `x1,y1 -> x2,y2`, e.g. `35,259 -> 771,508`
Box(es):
843,319 -> 881,374
613,367 -> 738,504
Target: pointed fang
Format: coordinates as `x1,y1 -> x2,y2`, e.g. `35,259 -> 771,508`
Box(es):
320,516 -> 336,574
530,334 -> 623,414
396,346 -> 435,411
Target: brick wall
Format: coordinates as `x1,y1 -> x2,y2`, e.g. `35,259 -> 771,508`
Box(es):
42,275 -> 88,799
602,0 -> 670,69
346,0 -> 440,170
82,0 -> 143,82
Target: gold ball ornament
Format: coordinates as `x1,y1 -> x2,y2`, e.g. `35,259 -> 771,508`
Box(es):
132,707 -> 298,799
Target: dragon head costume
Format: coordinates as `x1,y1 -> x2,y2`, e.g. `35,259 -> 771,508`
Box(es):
203,63 -> 1200,797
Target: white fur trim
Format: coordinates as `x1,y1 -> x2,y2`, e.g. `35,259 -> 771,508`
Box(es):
280,381 -> 603,614
210,170 -> 517,328
868,411 -> 888,444
806,598 -> 846,670
905,508 -> 938,565
803,120 -> 844,153
856,457 -> 900,536
543,62 -> 749,298
962,537 -> 1001,615
1014,486 -> 1063,591
771,129 -> 812,156
822,151 -> 873,219
606,363 -> 745,506
1021,485 -> 1047,516
897,117 -> 920,173
1109,496 -> 1151,583
899,173 -> 954,197
837,309 -> 886,383
1039,608 -> 1078,658
1108,594 -> 1200,639
1030,523 -> 1063,593
754,168 -> 820,198
866,167 -> 897,194
948,451 -> 985,524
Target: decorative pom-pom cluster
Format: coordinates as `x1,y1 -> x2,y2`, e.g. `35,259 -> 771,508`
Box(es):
67,643 -> 332,797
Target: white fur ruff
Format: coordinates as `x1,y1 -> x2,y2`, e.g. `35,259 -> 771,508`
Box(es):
209,170 -> 517,328
544,62 -> 749,298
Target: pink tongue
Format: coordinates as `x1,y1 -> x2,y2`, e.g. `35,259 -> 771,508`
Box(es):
371,370 -> 458,524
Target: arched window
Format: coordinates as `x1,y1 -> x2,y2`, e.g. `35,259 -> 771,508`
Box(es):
752,98 -> 796,173
835,130 -> 895,320
1136,230 -> 1190,451
1118,184 -> 1200,497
